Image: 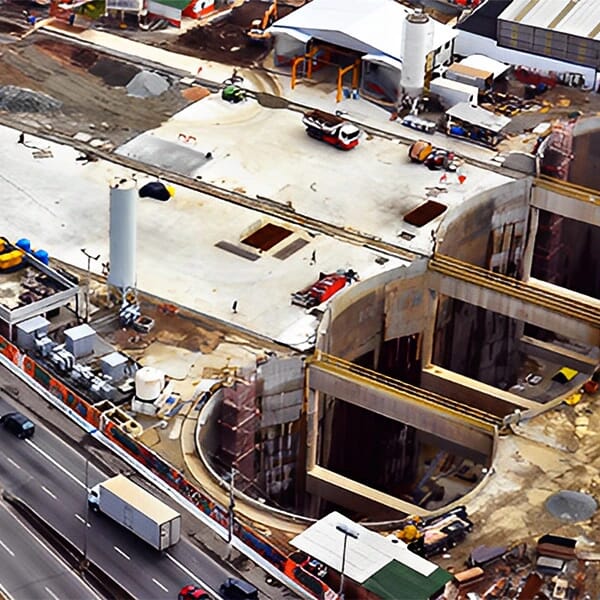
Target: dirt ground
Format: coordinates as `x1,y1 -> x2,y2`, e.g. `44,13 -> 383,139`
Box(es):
170,1 -> 296,67
0,33 -> 190,145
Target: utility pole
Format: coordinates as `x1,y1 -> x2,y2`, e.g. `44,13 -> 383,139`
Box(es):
81,248 -> 100,323
227,466 -> 236,559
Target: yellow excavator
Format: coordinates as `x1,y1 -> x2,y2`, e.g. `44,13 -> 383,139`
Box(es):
247,0 -> 278,43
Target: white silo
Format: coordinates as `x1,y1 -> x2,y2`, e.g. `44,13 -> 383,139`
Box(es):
401,9 -> 433,98
108,177 -> 137,293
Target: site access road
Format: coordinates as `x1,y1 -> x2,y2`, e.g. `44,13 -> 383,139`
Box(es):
0,384 -> 235,600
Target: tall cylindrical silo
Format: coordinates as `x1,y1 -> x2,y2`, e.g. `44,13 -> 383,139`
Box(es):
108,178 -> 137,292
401,9 -> 432,98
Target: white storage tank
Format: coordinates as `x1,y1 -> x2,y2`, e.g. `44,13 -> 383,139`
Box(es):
64,323 -> 96,358
108,177 -> 137,293
135,367 -> 164,402
401,9 -> 433,98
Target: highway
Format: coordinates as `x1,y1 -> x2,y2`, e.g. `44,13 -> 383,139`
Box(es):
0,500 -> 97,600
0,391 -> 235,600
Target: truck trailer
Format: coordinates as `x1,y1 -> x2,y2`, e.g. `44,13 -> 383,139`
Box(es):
88,474 -> 181,551
302,110 -> 361,150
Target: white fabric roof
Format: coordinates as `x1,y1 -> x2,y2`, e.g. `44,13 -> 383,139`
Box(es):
499,0 -> 600,40
459,54 -> 510,79
362,53 -> 403,71
271,0 -> 456,63
290,511 -> 437,584
446,102 -> 511,133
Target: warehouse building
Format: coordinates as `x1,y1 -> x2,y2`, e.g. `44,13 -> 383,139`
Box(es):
455,0 -> 600,88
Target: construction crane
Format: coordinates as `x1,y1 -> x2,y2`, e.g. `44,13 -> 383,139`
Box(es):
247,0 -> 278,43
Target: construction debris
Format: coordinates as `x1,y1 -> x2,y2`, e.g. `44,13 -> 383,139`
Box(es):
0,85 -> 62,112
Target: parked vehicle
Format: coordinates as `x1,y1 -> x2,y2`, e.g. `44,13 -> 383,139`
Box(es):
302,110 -> 361,150
222,85 -> 247,103
88,474 -> 181,551
178,585 -> 209,600
408,506 -> 473,558
220,578 -> 258,600
401,114 -> 437,134
247,0 -> 277,43
292,269 -> 358,309
408,140 -> 458,172
0,411 -> 35,439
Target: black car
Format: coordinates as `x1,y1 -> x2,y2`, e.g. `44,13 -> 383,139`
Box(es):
0,411 -> 35,439
220,578 -> 258,600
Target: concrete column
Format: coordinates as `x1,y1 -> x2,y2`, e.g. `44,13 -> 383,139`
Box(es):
419,287 -> 438,368
521,206 -> 539,282
305,387 -> 319,471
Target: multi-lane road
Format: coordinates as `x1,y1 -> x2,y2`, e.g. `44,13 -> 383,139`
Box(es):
0,500 -> 97,600
0,388 -> 241,600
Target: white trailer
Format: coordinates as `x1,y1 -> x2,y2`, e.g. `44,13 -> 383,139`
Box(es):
429,77 -> 478,110
88,474 -> 181,551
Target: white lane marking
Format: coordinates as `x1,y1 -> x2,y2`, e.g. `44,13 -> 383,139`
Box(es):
165,553 -> 220,597
75,514 -> 92,527
0,539 -> 15,557
113,546 -> 131,560
25,439 -> 86,489
41,485 -> 57,499
6,456 -> 21,470
152,578 -> 168,593
44,587 -> 60,600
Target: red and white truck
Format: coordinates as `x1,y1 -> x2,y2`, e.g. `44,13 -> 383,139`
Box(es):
292,270 -> 358,308
302,110 -> 361,150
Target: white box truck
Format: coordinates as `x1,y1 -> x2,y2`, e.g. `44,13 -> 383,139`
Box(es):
88,474 -> 181,551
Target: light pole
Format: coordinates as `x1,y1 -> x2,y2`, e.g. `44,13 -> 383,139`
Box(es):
79,451 -> 90,572
227,466 -> 236,559
336,523 -> 359,600
81,248 -> 100,323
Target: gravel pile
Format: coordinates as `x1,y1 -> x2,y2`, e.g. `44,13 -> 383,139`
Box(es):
126,71 -> 170,98
0,85 -> 62,112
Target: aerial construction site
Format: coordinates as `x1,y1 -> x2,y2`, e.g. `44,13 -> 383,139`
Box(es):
1,0 -> 600,598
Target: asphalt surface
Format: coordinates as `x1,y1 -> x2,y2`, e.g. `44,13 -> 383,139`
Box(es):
0,390 -> 234,600
0,500 -> 96,600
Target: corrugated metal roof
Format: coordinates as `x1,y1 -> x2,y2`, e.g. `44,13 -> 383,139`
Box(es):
271,0 -> 456,63
290,511 -> 439,584
499,0 -> 600,39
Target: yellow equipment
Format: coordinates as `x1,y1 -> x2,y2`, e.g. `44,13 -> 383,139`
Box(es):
395,517 -> 423,543
0,249 -> 25,271
247,0 -> 278,42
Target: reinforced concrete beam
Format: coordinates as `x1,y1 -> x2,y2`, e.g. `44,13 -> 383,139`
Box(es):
308,365 -> 494,458
434,275 -> 600,346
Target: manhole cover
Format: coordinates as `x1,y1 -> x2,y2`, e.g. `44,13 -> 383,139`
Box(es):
545,490 -> 597,522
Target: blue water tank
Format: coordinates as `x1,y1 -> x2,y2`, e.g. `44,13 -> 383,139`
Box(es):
34,249 -> 49,265
450,125 -> 466,137
16,238 -> 31,252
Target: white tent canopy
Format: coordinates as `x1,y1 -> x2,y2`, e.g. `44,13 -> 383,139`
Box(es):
290,511 -> 437,584
271,0 -> 456,63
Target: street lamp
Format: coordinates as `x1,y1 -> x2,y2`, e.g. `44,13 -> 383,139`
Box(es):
81,248 -> 100,323
79,450 -> 90,573
336,523 -> 359,600
227,466 -> 236,559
